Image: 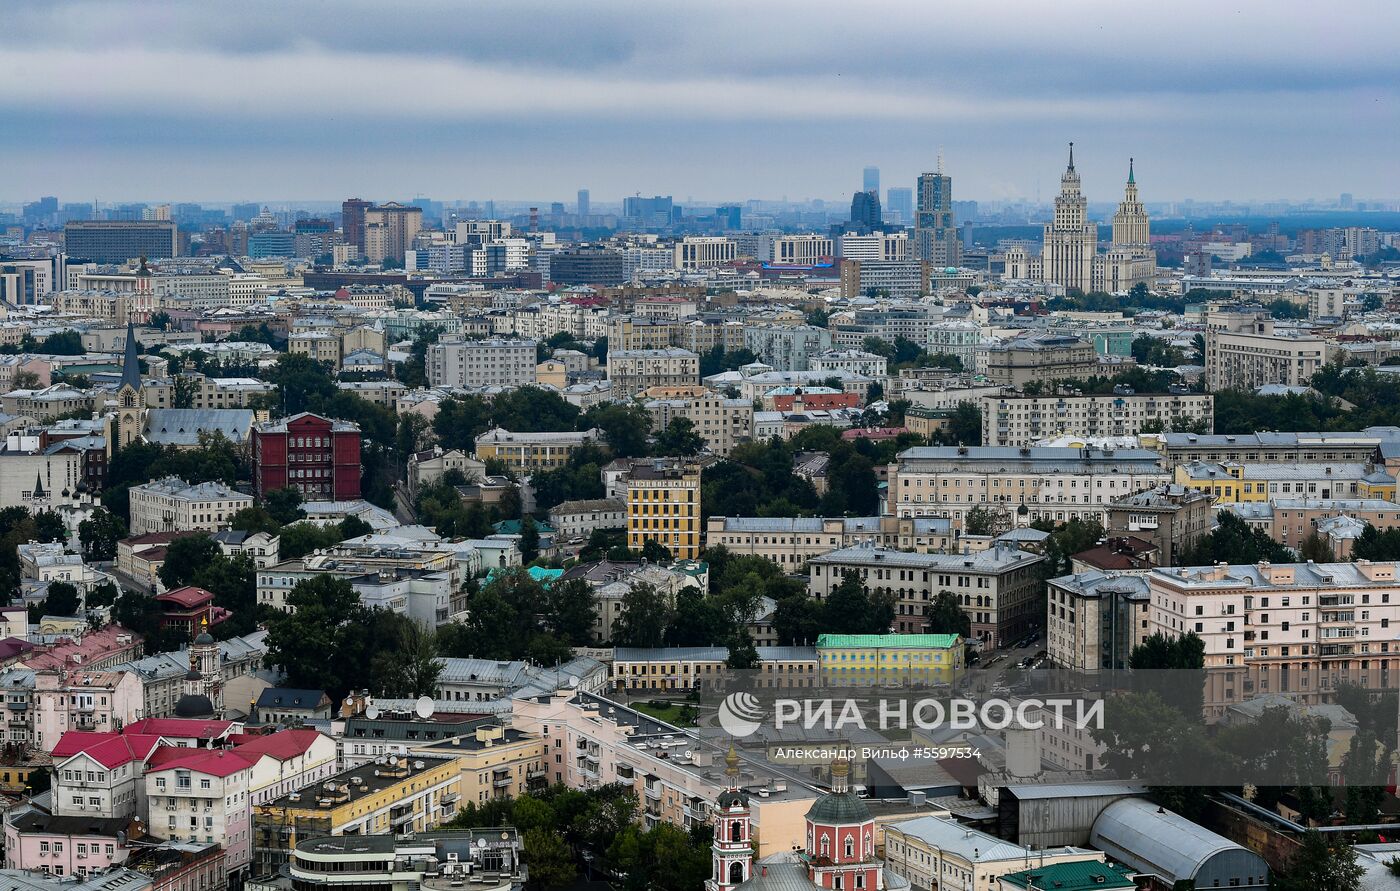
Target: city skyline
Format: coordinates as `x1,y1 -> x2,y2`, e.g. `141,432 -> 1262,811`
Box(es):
2,0 -> 1396,203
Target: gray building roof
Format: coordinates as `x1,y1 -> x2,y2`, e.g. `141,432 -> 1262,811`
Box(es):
1048,570 -> 1150,601
1090,798 -> 1268,886
809,542 -> 1041,572
143,408 -> 256,446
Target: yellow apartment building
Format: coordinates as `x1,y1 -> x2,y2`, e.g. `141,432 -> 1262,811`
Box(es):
626,459 -> 702,559
815,633 -> 965,686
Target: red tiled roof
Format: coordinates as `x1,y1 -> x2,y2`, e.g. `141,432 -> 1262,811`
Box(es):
123,718 -> 233,740
155,586 -> 215,609
52,732 -> 164,769
227,729 -> 324,760
146,746 -> 257,778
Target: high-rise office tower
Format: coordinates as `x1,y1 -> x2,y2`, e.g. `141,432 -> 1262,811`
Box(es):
863,166 -> 880,194
850,190 -> 882,229
577,189 -> 590,217
63,220 -> 179,263
915,164 -> 960,266
1111,158 -> 1150,248
341,198 -> 370,251
886,187 -> 913,224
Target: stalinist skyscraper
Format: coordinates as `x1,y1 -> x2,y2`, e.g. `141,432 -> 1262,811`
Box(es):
1038,143 -> 1097,292
1002,145 -> 1156,294
1111,158 -> 1150,248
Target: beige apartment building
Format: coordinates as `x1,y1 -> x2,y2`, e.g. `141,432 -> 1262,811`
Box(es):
607,348 -> 699,397
289,331 -> 341,368
427,336 -> 537,389
144,375 -> 276,410
1047,571 -> 1151,671
1104,484 -> 1215,566
985,334 -> 1100,388
607,316 -> 678,351
610,646 -> 820,692
888,446 -> 1170,531
806,542 -> 1044,648
643,392 -> 752,456
703,515 -> 958,570
1204,307 -> 1326,391
982,390 -> 1213,447
1150,560 -> 1400,710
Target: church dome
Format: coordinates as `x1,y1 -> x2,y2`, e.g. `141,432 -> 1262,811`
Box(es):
718,788 -> 749,808
194,630 -> 215,646
805,791 -> 871,825
174,692 -> 215,719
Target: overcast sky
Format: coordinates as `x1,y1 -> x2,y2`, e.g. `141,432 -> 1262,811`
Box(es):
2,0 -> 1395,206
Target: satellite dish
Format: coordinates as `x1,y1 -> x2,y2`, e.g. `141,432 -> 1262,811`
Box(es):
567,675 -> 579,688
414,696 -> 434,719
388,755 -> 399,766
365,706 -> 380,721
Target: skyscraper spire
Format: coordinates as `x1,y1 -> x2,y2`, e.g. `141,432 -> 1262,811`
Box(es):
1128,157 -> 1135,184
1067,141 -> 1075,172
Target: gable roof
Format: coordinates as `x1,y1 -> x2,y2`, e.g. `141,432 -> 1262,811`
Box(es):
145,746 -> 257,778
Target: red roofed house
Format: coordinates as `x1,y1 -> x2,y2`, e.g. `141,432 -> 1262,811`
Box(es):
154,587 -> 231,636
51,731 -> 166,818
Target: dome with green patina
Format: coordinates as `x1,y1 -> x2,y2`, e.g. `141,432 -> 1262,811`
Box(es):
805,791 -> 872,825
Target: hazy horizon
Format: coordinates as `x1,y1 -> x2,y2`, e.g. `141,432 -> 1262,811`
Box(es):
4,0 -> 1397,204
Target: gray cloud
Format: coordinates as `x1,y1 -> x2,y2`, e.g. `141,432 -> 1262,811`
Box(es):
1,0 -> 1396,203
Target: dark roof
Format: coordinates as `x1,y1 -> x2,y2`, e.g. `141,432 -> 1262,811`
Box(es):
256,688 -> 329,710
121,320 -> 142,390
10,809 -> 131,837
174,693 -> 215,719
805,791 -> 872,824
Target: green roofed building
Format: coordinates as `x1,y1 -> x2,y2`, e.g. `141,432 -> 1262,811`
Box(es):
816,633 -> 964,685
997,860 -> 1136,891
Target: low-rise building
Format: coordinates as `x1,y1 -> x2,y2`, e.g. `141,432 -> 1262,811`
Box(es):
1104,484 -> 1214,567
807,542 -> 1044,648
883,815 -> 1106,891
815,633 -> 963,685
984,334 -> 1099,388
607,348 -> 700,396
548,498 -> 625,539
128,477 -> 254,536
278,829 -> 525,891
643,392 -> 753,456
1174,460 -> 1396,504
473,427 -> 600,473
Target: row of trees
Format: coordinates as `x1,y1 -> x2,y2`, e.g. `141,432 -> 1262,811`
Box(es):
861,335 -> 965,373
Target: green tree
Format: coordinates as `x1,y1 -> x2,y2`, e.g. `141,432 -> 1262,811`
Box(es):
263,487 -> 306,526
39,330 -> 86,355
158,535 -> 224,590
42,581 -> 82,617
278,522 -> 346,561
1298,531 -> 1335,564
821,571 -> 895,635
519,516 -> 541,564
582,403 -> 650,457
371,622 -> 443,699
612,583 -> 672,647
1180,512 -> 1294,566
1274,831 -> 1363,891
522,827 -> 577,890
544,578 -> 597,646
228,505 -> 282,535
964,505 -> 998,536
924,590 -> 971,637
264,575 -> 363,697
653,417 -> 705,456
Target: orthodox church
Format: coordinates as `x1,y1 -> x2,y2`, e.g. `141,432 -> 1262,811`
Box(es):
1004,145 -> 1156,294
173,616 -> 224,719
707,750 -> 905,891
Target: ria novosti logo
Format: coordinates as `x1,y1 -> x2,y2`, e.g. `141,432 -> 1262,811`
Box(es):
718,691 -> 768,738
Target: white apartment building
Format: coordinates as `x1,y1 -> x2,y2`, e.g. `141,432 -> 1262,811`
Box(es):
607,348 -> 699,396
674,237 -> 737,270
888,446 -> 1170,530
146,749 -> 254,870
810,349 -> 888,381
427,336 -> 537,389
764,234 -> 834,265
128,477 -> 254,536
837,232 -> 909,261
982,391 -> 1214,447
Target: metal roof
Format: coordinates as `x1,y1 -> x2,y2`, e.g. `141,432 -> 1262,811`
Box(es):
1090,798 -> 1267,884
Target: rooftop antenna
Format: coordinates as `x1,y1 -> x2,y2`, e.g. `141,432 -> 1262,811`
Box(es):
937,146 -> 944,176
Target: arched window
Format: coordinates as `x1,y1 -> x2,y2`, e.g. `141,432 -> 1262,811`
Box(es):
820,835 -> 830,856
730,821 -> 743,843
844,836 -> 853,858
729,862 -> 745,885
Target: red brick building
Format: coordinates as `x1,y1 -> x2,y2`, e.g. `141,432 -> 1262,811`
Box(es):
250,412 -> 361,500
